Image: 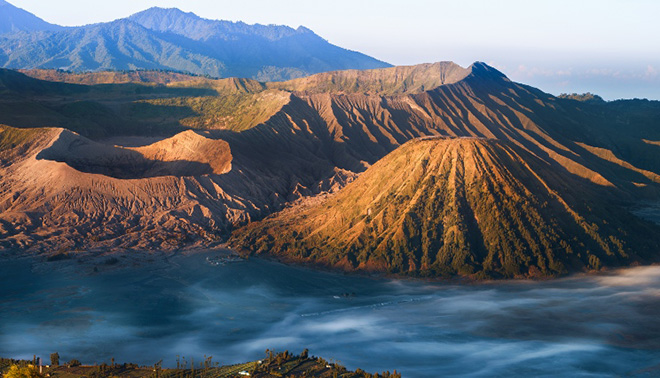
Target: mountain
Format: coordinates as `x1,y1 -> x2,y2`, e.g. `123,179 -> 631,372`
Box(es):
0,122 -> 353,252
269,61 -> 474,95
229,137 -> 660,279
0,0 -> 62,34
0,19 -> 230,76
129,7 -> 317,42
17,68 -> 208,85
1,62 -> 660,278
0,5 -> 390,80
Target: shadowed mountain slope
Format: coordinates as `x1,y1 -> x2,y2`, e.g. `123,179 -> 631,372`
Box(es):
0,68 -> 284,137
19,69 -> 210,85
229,138 -> 660,278
241,62 -> 660,195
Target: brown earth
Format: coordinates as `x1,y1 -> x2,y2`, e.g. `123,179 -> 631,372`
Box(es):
1,62 -> 660,278
229,137 -> 660,279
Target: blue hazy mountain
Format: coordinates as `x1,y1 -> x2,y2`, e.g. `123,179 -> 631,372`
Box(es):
0,5 -> 391,80
0,0 -> 62,34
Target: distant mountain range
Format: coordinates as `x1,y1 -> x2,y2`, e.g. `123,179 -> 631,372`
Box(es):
0,2 -> 390,80
0,0 -> 61,34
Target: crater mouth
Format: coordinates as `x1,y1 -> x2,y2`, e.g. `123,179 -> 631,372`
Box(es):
37,130 -> 232,179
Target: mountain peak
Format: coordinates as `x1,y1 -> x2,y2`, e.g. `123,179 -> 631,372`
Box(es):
468,61 -> 509,81
128,6 -> 304,42
230,136 -> 660,278
0,0 -> 62,34
0,4 -> 390,80
134,6 -> 201,20
295,25 -> 314,34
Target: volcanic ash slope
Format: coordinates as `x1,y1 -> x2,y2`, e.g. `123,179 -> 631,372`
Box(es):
0,126 -> 246,251
230,137 -> 660,279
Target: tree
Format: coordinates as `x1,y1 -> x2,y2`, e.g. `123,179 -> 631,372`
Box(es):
4,365 -> 44,378
68,359 -> 81,367
50,353 -> 59,367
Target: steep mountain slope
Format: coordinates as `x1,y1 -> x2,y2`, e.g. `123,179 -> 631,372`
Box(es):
0,19 -> 229,76
0,125 -> 354,252
270,61 -> 472,95
0,6 -> 390,80
241,62 -> 660,195
1,62 -> 659,278
0,0 -> 62,34
230,138 -> 660,278
2,62 -> 659,195
128,7 -> 391,80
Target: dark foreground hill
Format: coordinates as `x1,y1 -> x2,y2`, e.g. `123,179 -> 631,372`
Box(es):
0,5 -> 390,80
1,62 -> 660,278
0,350 -> 400,378
229,137 -> 660,279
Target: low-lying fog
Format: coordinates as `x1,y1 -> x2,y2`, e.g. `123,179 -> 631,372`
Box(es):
1,251 -> 659,377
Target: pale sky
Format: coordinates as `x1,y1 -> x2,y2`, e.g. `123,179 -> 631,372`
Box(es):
8,0 -> 660,100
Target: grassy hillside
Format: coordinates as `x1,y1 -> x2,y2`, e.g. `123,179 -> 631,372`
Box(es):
0,69 -> 285,137
19,69 -> 206,85
0,124 -> 44,151
132,90 -> 290,132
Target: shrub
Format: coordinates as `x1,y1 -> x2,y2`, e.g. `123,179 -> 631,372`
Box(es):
4,364 -> 44,378
68,359 -> 81,367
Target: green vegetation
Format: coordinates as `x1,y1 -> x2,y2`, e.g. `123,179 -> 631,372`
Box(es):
558,92 -> 605,103
0,126 -> 44,152
0,6 -> 391,81
49,353 -> 59,367
0,69 -> 284,137
3,365 -> 43,378
130,90 -> 289,132
20,69 -> 211,86
1,358 -> 44,378
0,350 -> 397,378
